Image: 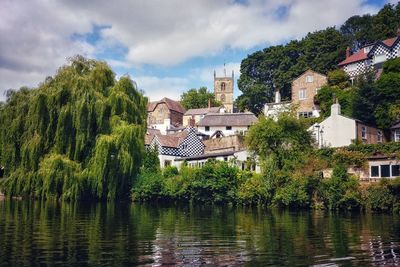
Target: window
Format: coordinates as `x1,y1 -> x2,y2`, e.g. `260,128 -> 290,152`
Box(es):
221,82 -> 226,91
182,144 -> 188,149
392,165 -> 400,177
363,46 -> 371,53
299,89 -> 307,100
164,160 -> 171,167
347,63 -> 358,72
371,166 -> 379,177
381,165 -> 390,177
298,111 -> 313,118
205,126 -> 210,132
361,126 -> 367,140
374,53 -> 386,64
306,75 -> 313,83
224,157 -> 228,161
395,129 -> 400,142
220,94 -> 225,102
226,126 -> 232,130
377,130 -> 383,143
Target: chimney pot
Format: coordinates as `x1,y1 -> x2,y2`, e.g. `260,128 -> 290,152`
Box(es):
397,28 -> 400,37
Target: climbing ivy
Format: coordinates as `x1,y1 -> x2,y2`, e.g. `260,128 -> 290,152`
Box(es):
0,56 -> 147,200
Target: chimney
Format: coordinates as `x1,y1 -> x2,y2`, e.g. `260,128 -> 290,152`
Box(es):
346,47 -> 351,58
208,98 -> 211,110
189,116 -> 195,127
331,101 -> 341,116
275,89 -> 281,104
397,28 -> 400,37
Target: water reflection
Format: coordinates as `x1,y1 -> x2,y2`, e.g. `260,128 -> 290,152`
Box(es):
0,200 -> 399,266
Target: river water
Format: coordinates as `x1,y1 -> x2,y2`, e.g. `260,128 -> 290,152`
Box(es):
0,200 -> 399,266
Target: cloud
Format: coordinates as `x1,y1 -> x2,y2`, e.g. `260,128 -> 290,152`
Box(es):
0,0 -> 382,100
134,76 -> 189,102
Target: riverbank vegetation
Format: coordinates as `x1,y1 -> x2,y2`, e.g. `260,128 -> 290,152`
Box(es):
133,115 -> 400,213
0,56 -> 147,200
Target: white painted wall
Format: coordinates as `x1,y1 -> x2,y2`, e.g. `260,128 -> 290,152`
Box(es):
264,102 -> 291,121
197,126 -> 249,137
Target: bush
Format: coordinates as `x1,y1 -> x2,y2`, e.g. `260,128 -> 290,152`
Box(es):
237,171 -> 272,205
367,181 -> 394,212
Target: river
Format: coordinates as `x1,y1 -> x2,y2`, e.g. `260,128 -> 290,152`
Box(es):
0,200 -> 399,266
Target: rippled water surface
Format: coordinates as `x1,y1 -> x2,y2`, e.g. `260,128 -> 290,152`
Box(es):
0,200 -> 399,266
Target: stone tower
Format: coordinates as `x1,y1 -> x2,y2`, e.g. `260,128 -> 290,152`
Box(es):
214,69 -> 234,113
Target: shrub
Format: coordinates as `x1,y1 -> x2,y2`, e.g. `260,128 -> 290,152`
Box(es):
367,181 -> 394,212
237,171 -> 272,205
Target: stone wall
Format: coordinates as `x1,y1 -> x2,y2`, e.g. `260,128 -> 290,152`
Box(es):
214,77 -> 234,113
204,135 -> 245,154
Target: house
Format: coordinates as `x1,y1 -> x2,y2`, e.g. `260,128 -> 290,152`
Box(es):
146,127 -> 205,168
263,69 -> 327,120
309,102 -> 385,148
391,121 -> 400,142
175,135 -> 260,172
147,97 -> 186,134
323,154 -> 399,182
197,112 -> 258,138
183,106 -> 221,127
291,69 -> 327,118
338,30 -> 400,80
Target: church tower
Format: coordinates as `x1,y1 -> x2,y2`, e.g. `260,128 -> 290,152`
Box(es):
214,68 -> 234,113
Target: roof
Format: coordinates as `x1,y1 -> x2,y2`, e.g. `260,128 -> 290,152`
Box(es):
147,97 -> 186,114
198,113 -> 258,127
145,128 -> 161,145
175,150 -> 236,161
184,107 -> 221,116
338,49 -> 368,66
339,36 -> 400,66
391,121 -> 400,129
155,131 -> 188,148
292,69 -> 327,83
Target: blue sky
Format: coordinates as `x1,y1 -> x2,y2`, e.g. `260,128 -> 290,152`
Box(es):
0,0 -> 395,102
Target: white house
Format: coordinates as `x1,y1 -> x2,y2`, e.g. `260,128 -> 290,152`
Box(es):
309,102 -> 385,148
264,90 -> 291,120
197,113 -> 258,138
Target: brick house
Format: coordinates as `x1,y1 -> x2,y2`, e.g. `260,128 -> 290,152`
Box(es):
147,97 -> 186,133
291,69 -> 327,118
338,31 -> 400,79
309,102 -> 385,148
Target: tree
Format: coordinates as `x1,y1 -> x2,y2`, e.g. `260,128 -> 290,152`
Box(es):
315,85 -> 356,119
0,56 -> 147,200
180,87 -> 221,110
352,73 -> 378,125
374,58 -> 400,129
327,70 -> 350,89
238,28 -> 347,114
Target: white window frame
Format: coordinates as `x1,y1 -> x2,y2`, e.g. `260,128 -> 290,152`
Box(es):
299,89 -> 307,100
306,75 -> 313,83
315,87 -> 320,94
361,126 -> 367,140
377,130 -> 383,143
395,129 -> 400,142
374,53 -> 386,64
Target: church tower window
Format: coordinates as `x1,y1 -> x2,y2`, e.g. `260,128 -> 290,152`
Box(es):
221,82 -> 226,91
220,94 -> 225,102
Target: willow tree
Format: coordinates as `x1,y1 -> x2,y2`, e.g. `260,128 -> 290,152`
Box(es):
0,56 -> 147,200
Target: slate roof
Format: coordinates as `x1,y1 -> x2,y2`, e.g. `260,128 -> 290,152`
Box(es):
391,121 -> 400,129
147,97 -> 186,114
198,113 -> 258,127
184,107 -> 221,116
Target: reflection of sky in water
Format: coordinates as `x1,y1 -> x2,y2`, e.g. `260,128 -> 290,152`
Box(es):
0,201 -> 399,266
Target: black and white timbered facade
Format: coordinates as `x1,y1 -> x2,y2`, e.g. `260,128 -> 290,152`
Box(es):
339,34 -> 400,78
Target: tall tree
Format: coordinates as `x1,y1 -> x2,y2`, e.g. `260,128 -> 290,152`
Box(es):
0,56 -> 147,200
180,87 -> 221,110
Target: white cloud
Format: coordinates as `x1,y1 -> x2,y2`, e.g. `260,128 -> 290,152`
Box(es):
0,0 -> 382,100
134,76 -> 189,102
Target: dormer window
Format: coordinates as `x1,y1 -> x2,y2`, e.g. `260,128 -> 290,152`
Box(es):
221,82 -> 226,91
377,130 -> 383,143
306,75 -> 313,83
361,126 -> 367,140
363,46 -> 371,53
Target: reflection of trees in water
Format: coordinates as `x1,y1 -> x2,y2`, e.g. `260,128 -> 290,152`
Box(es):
0,201 -> 400,266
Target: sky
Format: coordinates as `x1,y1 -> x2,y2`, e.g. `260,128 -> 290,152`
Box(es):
0,0 -> 395,102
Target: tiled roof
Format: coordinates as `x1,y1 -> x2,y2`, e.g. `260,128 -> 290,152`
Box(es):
147,97 -> 186,114
155,131 -> 188,148
145,128 -> 161,145
198,113 -> 258,127
339,36 -> 399,66
184,107 -> 221,116
338,49 -> 368,66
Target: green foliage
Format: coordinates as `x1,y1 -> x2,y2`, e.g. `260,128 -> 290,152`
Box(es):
366,180 -> 394,212
0,56 -> 147,200
318,165 -> 362,210
142,146 -> 160,173
315,85 -> 356,118
327,70 -> 350,89
163,166 -> 179,178
180,87 -> 221,110
273,178 -> 310,208
237,172 -> 272,205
